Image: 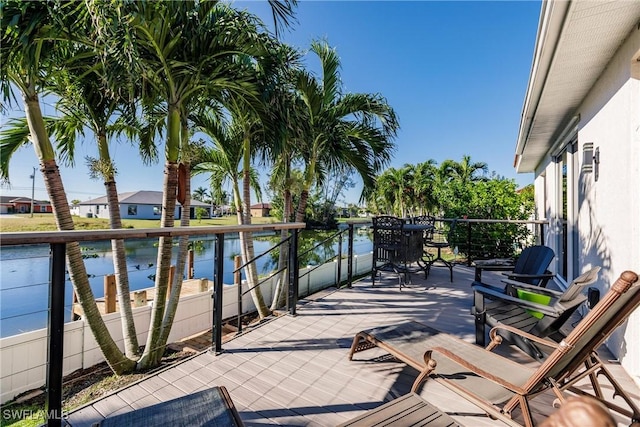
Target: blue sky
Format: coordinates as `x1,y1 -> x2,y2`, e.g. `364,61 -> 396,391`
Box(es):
1,1 -> 541,205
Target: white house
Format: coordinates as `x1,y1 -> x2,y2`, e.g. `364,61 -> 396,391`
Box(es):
76,190 -> 211,220
514,0 -> 640,385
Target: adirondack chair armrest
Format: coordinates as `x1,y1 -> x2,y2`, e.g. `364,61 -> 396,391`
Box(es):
499,279 -> 564,298
473,285 -> 563,316
427,347 -> 524,392
471,281 -> 505,293
503,271 -> 555,280
488,324 -> 561,349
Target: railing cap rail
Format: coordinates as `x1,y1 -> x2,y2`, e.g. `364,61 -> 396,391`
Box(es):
0,222 -> 307,246
453,218 -> 548,225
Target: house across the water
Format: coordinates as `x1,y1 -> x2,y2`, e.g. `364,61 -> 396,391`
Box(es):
74,191 -> 211,220
0,196 -> 52,214
250,202 -> 271,217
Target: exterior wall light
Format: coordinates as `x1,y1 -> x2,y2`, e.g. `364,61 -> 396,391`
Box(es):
582,143 -> 600,181
582,142 -> 594,173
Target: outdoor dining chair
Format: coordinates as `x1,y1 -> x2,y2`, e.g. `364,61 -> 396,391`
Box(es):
424,219 -> 457,282
371,215 -> 407,287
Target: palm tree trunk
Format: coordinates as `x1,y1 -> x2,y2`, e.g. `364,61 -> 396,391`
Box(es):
270,187 -> 291,311
240,136 -> 269,318
156,158 -> 192,365
295,188 -> 309,223
138,104 -> 181,369
104,179 -> 139,358
138,162 -> 178,368
24,93 -> 134,374
100,129 -> 139,359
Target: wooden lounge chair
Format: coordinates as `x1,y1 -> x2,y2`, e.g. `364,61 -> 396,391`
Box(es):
472,267 -> 601,359
94,386 -> 244,426
337,393 -> 462,427
348,270 -> 640,427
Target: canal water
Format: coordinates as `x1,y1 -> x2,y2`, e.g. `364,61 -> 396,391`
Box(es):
0,229 -> 373,338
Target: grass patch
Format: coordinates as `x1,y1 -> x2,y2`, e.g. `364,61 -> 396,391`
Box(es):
0,214 -> 276,232
0,349 -> 194,427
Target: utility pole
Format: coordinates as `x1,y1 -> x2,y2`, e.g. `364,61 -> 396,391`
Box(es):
30,166 -> 36,218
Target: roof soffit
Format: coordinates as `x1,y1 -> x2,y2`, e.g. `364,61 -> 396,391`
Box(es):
515,0 -> 640,173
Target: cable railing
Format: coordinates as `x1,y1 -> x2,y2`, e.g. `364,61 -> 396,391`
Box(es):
450,218 -> 547,265
0,223 -> 305,427
0,217 -> 548,426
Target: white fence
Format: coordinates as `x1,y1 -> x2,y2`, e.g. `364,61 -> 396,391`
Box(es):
0,253 -> 373,404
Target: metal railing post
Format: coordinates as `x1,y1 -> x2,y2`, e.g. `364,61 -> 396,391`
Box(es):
287,228 -> 299,315
347,223 -> 354,288
46,243 -> 65,427
212,234 -> 224,354
336,231 -> 343,287
467,220 -> 473,266
235,255 -> 243,334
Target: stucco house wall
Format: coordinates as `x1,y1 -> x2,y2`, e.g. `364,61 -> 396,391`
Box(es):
76,191 -> 209,220
531,23 -> 640,384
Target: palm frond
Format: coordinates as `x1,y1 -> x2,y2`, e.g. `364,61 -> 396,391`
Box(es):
0,117 -> 32,182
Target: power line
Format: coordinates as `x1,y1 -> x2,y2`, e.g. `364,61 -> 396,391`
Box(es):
0,185 -> 98,196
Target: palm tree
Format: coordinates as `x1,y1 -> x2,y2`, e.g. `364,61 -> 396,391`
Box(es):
0,0 -> 136,373
106,1 -> 279,368
412,159 -> 438,215
192,186 -> 210,203
447,155 -> 488,186
191,109 -> 269,317
293,40 -> 399,223
3,0 -> 299,373
42,54 -> 144,359
375,166 -> 413,217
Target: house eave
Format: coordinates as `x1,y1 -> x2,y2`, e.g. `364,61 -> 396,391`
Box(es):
514,0 -> 640,173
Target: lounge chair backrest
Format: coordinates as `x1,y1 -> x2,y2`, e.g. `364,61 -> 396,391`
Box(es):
528,271 -> 639,386
559,267 -> 601,302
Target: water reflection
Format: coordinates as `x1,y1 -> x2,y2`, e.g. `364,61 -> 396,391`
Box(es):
0,229 -> 372,337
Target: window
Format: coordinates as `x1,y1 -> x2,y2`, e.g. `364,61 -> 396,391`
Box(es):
153,206 -> 161,216
554,141 -> 578,281
127,205 -> 137,216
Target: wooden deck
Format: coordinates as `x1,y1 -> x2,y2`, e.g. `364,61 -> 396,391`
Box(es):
65,265 -> 640,426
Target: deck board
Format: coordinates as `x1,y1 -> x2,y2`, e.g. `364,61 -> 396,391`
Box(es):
66,265 -> 640,427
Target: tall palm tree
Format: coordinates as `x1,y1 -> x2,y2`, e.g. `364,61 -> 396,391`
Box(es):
192,186 -> 210,203
448,155 -> 489,185
412,159 -> 438,215
375,166 -> 413,217
293,40 -> 399,223
107,1 -> 278,368
0,0 -> 136,373
46,57 -> 142,359
191,109 -> 268,317
250,45 -> 305,311
3,0 -> 299,373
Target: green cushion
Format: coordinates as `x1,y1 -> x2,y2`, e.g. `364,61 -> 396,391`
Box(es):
516,289 -> 551,319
